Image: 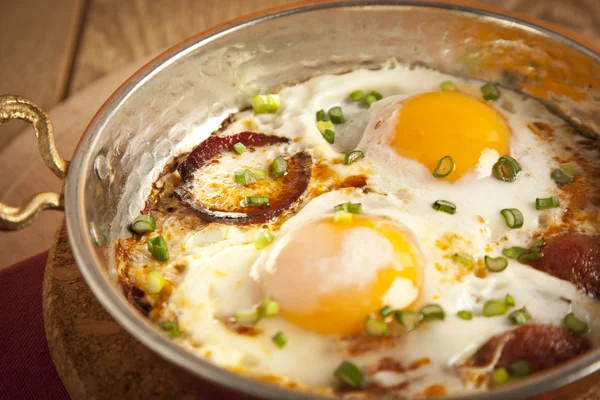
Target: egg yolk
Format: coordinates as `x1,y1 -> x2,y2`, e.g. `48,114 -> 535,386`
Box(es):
256,215 -> 420,336
392,91 -> 510,181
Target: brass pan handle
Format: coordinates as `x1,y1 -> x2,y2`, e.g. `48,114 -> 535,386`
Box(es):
0,95 -> 69,230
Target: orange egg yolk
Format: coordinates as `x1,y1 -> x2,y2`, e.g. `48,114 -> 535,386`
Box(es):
391,91 -> 511,181
257,215 -> 420,336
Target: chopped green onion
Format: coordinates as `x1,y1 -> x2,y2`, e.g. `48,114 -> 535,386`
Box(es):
234,169 -> 251,186
252,94 -> 280,113
481,82 -> 501,101
233,142 -> 247,154
158,321 -> 181,338
379,306 -> 394,318
147,236 -> 169,262
485,255 -> 508,272
483,299 -> 508,317
508,307 -> 532,325
317,120 -> 335,135
131,215 -> 156,234
244,196 -> 270,207
433,155 -> 455,178
235,309 -> 259,326
328,106 -> 345,124
432,200 -> 456,215
370,91 -> 383,101
272,331 -> 287,348
316,109 -> 326,122
503,246 -> 526,259
420,304 -> 445,321
505,294 -> 516,307
536,196 -> 560,210
364,315 -> 388,337
259,297 -> 280,317
334,361 -> 364,389
146,271 -> 165,294
344,150 -> 365,165
364,94 -> 378,106
395,310 -> 422,331
457,311 -> 473,320
271,156 -> 288,178
322,129 -> 335,144
440,80 -> 457,92
333,202 -> 362,214
491,367 -> 510,384
551,168 -> 574,185
564,313 -> 588,335
334,210 -> 353,223
254,230 -> 274,250
452,253 -> 474,269
500,208 -> 524,229
250,168 -> 267,181
350,90 -> 365,101
509,360 -> 533,378
493,155 -> 521,182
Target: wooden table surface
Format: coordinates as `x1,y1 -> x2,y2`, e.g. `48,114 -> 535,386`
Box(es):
0,0 -> 599,268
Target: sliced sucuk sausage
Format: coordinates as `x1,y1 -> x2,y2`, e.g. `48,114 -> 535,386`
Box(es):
532,233 -> 600,297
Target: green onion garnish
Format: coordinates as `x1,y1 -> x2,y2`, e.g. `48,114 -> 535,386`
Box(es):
379,306 -> 394,318
158,321 -> 181,338
536,196 -> 560,210
271,156 -> 288,178
252,94 -> 280,113
493,155 -> 521,182
234,169 -> 251,186
259,297 -> 280,317
254,230 -> 274,250
147,236 -> 169,262
452,253 -> 475,269
370,91 -> 383,101
433,155 -> 455,178
503,246 -> 526,259
233,142 -> 247,154
146,271 -> 165,294
457,310 -> 473,320
491,367 -> 510,385
505,294 -> 516,307
365,94 -> 378,106
481,82 -> 501,101
317,120 -> 335,135
316,109 -> 326,122
364,315 -> 388,337
508,307 -> 532,325
323,129 -> 335,144
272,331 -> 287,348
350,90 -> 365,101
551,168 -> 574,185
235,309 -> 259,326
250,168 -> 267,181
485,255 -> 508,272
131,215 -> 156,234
563,312 -> 588,335
328,106 -> 345,124
344,150 -> 365,165
244,196 -> 270,207
420,304 -> 445,321
440,80 -> 457,92
483,299 -> 508,317
500,208 -> 524,229
334,210 -> 353,223
334,361 -> 364,389
333,202 -> 362,214
509,360 -> 533,377
432,200 -> 456,215
395,310 -> 422,331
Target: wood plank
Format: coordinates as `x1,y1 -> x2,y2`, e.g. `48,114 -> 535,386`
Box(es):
0,0 -> 86,149
69,0 -> 294,92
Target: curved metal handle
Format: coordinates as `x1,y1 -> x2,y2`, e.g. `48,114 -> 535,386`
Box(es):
0,95 -> 69,230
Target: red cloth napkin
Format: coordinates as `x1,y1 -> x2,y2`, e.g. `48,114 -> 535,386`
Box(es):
0,251 -> 70,399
